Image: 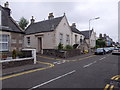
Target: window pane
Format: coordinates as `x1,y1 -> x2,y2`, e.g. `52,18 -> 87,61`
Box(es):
2,43 -> 8,49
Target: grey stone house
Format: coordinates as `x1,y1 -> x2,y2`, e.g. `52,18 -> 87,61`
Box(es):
0,2 -> 24,52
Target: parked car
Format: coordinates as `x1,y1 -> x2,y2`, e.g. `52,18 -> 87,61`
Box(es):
112,48 -> 120,55
103,48 -> 109,53
94,48 -> 106,55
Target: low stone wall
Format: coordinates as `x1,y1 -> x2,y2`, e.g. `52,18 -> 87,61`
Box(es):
43,49 -> 81,58
2,59 -> 34,69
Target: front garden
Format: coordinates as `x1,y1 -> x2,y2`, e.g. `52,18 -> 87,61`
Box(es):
43,43 -> 87,58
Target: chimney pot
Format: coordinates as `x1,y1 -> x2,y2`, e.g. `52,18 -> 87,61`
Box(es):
48,13 -> 54,20
4,1 -> 9,8
72,23 -> 76,28
31,16 -> 35,24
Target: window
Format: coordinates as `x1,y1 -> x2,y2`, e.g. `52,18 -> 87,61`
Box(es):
12,39 -> 16,43
75,35 -> 77,44
27,37 -> 30,46
19,40 -> 22,44
0,34 -> 9,51
66,35 -> 70,45
80,36 -> 82,43
59,33 -> 63,44
0,10 -> 1,25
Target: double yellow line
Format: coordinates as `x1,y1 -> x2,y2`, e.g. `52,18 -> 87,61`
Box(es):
0,61 -> 54,80
104,75 -> 120,90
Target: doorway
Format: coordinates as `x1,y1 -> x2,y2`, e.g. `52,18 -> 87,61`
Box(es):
38,37 -> 42,54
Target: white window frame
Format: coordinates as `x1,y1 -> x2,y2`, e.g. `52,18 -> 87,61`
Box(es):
66,34 -> 70,45
75,35 -> 77,44
27,37 -> 30,46
59,33 -> 63,44
0,34 -> 9,51
0,10 -> 1,25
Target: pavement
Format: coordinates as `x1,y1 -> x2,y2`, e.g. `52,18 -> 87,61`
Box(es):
2,53 -> 93,77
2,61 -> 48,77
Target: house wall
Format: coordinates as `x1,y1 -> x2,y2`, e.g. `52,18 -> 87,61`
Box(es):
90,31 -> 96,48
72,32 -> 84,45
55,16 -> 72,47
24,31 -> 55,52
10,32 -> 24,51
0,31 -> 24,52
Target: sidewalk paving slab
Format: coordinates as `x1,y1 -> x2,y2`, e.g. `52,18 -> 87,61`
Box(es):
2,62 -> 47,77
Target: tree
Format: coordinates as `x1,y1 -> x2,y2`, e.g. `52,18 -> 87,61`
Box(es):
96,39 -> 106,48
18,17 -> 29,30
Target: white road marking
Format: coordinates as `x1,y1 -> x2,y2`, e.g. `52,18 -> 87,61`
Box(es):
99,57 -> 106,60
93,61 -> 97,63
29,70 -> 76,90
53,60 -> 66,65
83,63 -> 93,68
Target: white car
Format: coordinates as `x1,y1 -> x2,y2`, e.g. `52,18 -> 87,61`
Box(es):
112,48 -> 120,55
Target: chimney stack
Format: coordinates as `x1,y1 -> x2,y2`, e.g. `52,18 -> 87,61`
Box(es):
4,2 -> 11,16
30,16 -> 35,24
48,13 -> 54,20
72,23 -> 76,28
4,1 -> 9,8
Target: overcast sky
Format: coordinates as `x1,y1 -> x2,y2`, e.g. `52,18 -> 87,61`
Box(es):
0,0 -> 119,42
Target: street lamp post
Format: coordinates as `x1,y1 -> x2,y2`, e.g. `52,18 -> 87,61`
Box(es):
89,17 -> 100,52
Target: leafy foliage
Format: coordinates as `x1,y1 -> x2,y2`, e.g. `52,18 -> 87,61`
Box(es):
18,17 -> 29,30
96,39 -> 106,48
58,43 -> 64,50
12,49 -> 17,59
65,45 -> 73,50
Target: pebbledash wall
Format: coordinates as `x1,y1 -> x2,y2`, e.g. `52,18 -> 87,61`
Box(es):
72,32 -> 85,45
24,31 -> 56,53
90,31 -> 96,48
55,16 -> 72,47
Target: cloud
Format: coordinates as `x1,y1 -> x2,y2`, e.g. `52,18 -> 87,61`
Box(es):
0,0 -> 119,42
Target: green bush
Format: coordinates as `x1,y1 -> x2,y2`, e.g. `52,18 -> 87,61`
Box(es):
12,49 -> 17,59
65,45 -> 73,50
58,43 -> 64,50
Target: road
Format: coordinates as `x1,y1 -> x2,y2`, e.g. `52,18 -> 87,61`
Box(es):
2,53 -> 120,89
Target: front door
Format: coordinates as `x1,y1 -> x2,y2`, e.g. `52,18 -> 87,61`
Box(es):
38,37 -> 42,53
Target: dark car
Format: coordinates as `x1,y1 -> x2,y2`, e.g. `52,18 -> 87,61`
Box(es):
94,48 -> 105,55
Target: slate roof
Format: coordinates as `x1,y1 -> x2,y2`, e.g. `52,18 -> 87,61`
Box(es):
70,26 -> 83,35
0,5 -> 24,33
81,30 -> 93,39
25,16 -> 64,35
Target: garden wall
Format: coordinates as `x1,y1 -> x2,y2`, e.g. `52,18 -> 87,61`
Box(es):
43,49 -> 81,58
2,58 -> 34,69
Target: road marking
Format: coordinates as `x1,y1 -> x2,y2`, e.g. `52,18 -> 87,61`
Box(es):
0,61 -> 54,80
53,60 -> 66,65
99,57 -> 106,60
104,84 -> 110,90
38,55 -> 96,62
110,85 -> 114,90
111,75 -> 120,80
83,63 -> 93,68
29,70 -> 76,90
93,61 -> 97,63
